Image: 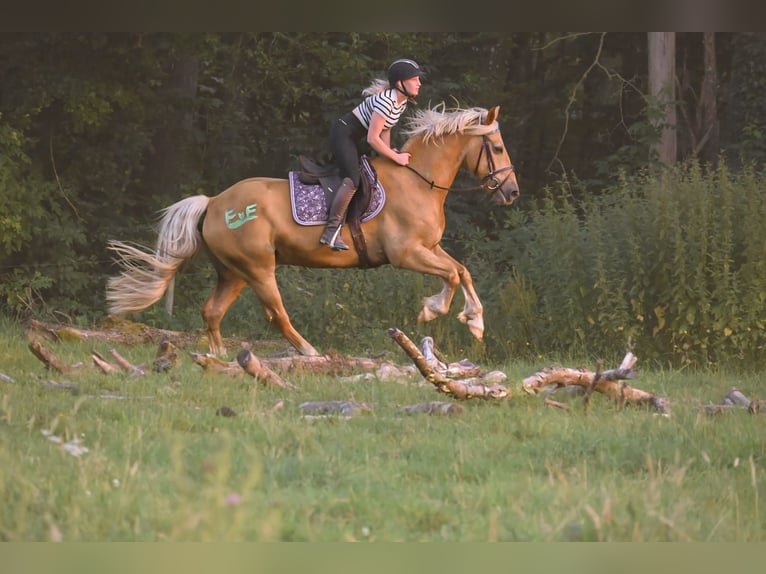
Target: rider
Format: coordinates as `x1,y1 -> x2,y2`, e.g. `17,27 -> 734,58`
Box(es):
320,58 -> 423,250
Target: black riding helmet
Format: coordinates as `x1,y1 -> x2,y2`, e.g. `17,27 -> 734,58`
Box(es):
387,59 -> 423,97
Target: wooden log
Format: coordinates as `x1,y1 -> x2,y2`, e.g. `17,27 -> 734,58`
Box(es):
28,341 -> 74,374
236,350 -> 297,390
697,388 -> 764,416
38,378 -> 79,392
697,404 -> 741,415
543,398 -> 570,411
27,319 -> 400,378
189,353 -> 244,377
109,349 -> 146,377
400,401 -> 466,416
387,328 -> 509,400
420,336 -> 482,378
722,387 -> 752,408
259,354 -> 387,375
299,400 -> 373,416
153,337 -> 179,373
522,353 -> 669,415
25,317 -> 284,353
582,359 -> 604,414
91,351 -> 117,374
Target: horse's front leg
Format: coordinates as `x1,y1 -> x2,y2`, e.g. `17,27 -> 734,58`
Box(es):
426,245 -> 484,340
394,245 -> 483,339
419,281 -> 456,323
455,263 -> 484,341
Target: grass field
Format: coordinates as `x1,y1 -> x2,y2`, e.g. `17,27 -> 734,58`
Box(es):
0,319 -> 764,542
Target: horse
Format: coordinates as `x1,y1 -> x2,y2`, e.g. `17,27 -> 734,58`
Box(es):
106,104 -> 519,357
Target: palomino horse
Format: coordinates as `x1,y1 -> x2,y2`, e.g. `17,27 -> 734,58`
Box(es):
106,104 -> 519,356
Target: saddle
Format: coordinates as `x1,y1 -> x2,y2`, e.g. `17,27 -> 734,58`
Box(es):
288,155 -> 386,267
295,155 -> 382,221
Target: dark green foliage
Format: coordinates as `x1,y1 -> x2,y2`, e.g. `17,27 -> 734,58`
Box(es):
721,33 -> 766,167
486,162 -> 766,369
2,33 -> 766,367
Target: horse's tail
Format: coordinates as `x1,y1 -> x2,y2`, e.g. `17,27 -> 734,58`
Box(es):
106,195 -> 211,315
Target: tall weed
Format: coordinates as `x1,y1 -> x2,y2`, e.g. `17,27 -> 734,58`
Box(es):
490,161 -> 766,368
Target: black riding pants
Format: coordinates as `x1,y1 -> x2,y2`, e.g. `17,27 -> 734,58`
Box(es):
329,112 -> 367,187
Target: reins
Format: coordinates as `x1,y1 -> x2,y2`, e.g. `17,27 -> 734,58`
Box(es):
403,132 -> 514,193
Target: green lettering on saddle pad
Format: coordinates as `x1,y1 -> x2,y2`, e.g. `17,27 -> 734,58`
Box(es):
225,204 -> 258,229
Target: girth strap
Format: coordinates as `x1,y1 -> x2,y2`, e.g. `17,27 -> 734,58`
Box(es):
347,219 -> 372,268
346,155 -> 375,268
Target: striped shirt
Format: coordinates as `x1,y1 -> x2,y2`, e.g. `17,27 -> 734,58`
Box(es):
352,89 -> 407,130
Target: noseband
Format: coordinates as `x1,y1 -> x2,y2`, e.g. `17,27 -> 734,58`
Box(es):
474,130 -> 515,191
405,131 -> 515,193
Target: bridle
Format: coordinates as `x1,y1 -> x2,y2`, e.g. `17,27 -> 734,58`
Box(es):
404,130 -> 515,193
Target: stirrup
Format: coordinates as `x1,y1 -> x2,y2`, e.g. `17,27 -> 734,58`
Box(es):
329,225 -> 349,251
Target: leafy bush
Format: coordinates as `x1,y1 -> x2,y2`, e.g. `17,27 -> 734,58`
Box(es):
480,161 -> 766,369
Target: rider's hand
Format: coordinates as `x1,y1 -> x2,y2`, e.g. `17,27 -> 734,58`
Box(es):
394,151 -> 411,166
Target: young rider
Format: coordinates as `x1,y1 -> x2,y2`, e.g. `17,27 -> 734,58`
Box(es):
320,58 -> 423,250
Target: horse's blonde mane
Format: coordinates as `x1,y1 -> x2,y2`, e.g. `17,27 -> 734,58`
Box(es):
362,79 -> 389,96
402,103 -> 498,144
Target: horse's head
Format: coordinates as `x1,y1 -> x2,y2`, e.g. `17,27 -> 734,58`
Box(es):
468,106 -> 520,205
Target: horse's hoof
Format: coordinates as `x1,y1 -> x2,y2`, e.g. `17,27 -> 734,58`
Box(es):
458,312 -> 484,340
418,307 -> 438,323
468,326 -> 484,341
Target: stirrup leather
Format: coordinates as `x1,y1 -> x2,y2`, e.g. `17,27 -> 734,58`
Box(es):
328,225 -> 349,250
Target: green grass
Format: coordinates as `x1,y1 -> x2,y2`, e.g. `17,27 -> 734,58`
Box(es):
0,320 -> 764,541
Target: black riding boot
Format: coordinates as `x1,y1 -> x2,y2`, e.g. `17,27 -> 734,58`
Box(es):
320,177 -> 356,251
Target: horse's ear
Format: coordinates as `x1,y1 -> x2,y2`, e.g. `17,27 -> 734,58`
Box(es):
485,106 -> 500,125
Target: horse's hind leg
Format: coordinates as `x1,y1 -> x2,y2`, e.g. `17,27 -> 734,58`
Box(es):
202,266 -> 246,356
241,263 -> 320,357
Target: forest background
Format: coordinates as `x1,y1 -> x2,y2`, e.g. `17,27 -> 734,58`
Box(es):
2,32 -> 766,369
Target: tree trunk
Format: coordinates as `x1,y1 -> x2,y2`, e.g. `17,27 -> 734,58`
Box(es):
648,32 -> 677,165
145,51 -> 200,318
697,32 -> 720,167
145,51 -> 200,198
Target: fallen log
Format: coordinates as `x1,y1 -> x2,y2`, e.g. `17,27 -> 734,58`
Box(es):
236,350 -> 297,390
28,319 -> 404,378
37,378 -> 79,392
25,317 -> 285,353
92,351 -> 117,375
400,401 -> 466,416
189,353 -> 245,377
697,387 -> 762,416
420,336 -> 482,378
91,349 -> 146,377
522,352 -> 670,415
387,328 -> 510,400
28,340 -> 77,374
543,398 -> 571,411
338,362 -> 420,383
259,354 -> 394,375
299,400 -> 373,416
110,349 -> 146,377
153,337 -> 179,373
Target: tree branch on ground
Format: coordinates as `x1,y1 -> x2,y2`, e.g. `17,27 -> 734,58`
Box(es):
387,327 -> 510,400
523,352 -> 671,415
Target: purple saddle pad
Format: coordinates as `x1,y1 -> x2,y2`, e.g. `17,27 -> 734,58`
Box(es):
288,160 -> 386,226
